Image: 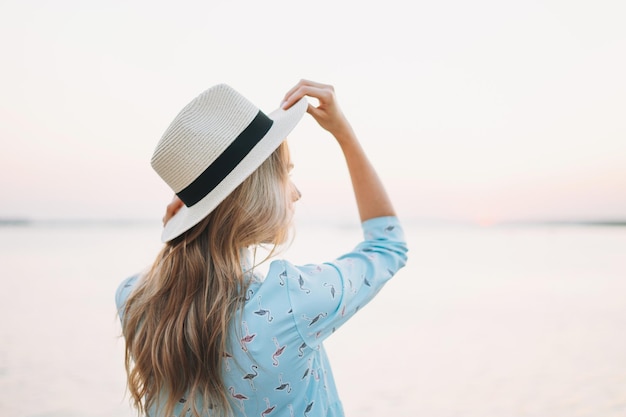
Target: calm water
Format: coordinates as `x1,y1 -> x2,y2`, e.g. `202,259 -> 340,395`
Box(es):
0,220 -> 625,417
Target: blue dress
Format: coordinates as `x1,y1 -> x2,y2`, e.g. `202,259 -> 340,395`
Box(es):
116,216 -> 408,416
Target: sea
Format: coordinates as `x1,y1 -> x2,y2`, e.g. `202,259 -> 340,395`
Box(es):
0,218 -> 625,417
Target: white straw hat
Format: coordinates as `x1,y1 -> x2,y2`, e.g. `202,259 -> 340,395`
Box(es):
151,84 -> 308,242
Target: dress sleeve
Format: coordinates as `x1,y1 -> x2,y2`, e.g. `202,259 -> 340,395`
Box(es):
282,216 -> 408,349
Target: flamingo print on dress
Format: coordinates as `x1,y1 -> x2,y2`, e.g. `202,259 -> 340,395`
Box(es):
228,386 -> 248,415
297,342 -> 307,357
253,296 -> 274,323
274,373 -> 292,393
304,399 -> 315,417
301,358 -> 312,380
271,337 -> 286,366
297,274 -> 311,293
346,278 -> 357,294
242,364 -> 259,391
278,269 -> 287,286
323,282 -> 336,298
177,398 -> 191,417
363,274 -> 372,287
240,321 -> 256,352
261,397 -> 276,417
302,312 -> 328,327
222,351 -> 233,371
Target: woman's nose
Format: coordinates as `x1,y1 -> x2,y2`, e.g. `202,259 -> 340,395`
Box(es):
291,183 -> 302,202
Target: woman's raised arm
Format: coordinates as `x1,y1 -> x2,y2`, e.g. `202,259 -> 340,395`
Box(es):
282,79 -> 396,222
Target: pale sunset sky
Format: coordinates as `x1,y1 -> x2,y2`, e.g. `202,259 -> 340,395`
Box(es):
1,0 -> 625,225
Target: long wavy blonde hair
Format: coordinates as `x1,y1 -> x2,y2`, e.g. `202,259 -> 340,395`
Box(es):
122,142 -> 293,417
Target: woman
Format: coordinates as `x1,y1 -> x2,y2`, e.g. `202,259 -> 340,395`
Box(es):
116,80 -> 408,417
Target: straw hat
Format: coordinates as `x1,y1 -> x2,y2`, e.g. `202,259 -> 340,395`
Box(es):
151,84 -> 307,242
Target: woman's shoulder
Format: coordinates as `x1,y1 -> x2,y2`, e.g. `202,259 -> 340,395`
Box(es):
260,215 -> 407,281
262,258 -> 334,283
115,274 -> 141,313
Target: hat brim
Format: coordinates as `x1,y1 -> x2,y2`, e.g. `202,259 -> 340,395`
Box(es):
160,97 -> 308,242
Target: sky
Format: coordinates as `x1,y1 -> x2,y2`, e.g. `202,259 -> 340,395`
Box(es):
0,0 -> 625,224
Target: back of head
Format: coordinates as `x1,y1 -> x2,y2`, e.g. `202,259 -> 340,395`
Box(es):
150,84 -> 307,242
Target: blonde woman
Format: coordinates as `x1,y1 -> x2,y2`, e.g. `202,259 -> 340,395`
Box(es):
116,80 -> 408,417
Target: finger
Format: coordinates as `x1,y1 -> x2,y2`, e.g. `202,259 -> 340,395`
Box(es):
283,79 -> 331,101
169,198 -> 184,215
306,102 -> 318,117
281,80 -> 333,109
281,85 -> 313,109
282,85 -> 333,110
281,80 -> 306,103
163,196 -> 184,225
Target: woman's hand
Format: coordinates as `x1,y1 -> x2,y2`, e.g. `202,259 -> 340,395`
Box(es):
282,79 -> 395,222
162,195 -> 184,226
282,79 -> 355,144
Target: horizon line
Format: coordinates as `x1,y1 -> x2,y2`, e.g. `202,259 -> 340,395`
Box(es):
1,217 -> 626,228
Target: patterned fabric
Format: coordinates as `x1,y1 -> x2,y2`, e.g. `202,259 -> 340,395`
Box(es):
116,216 -> 408,417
